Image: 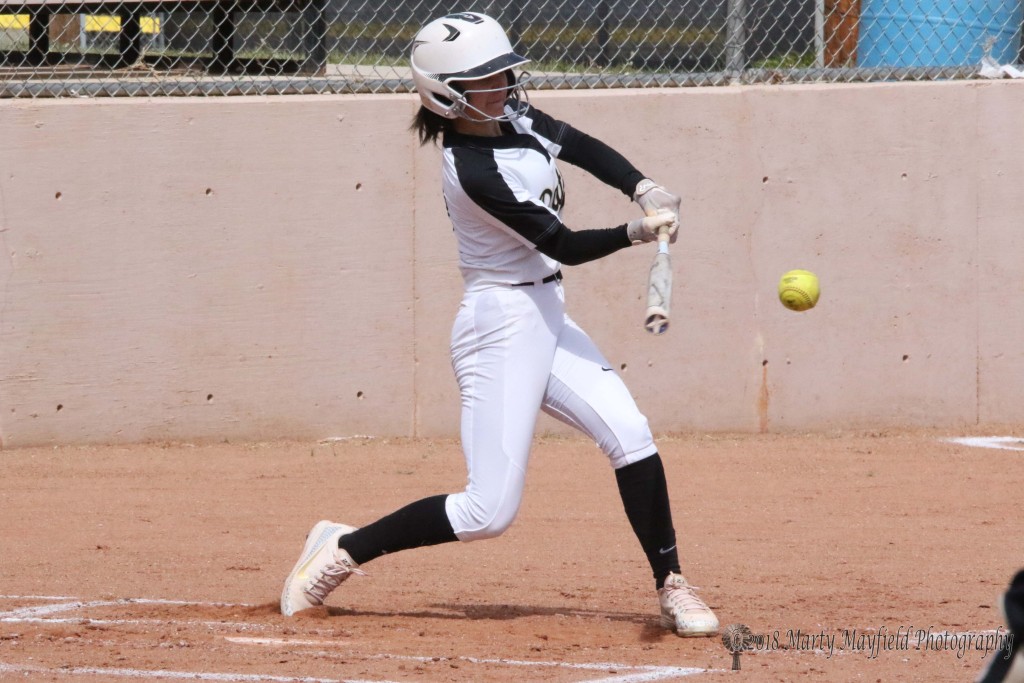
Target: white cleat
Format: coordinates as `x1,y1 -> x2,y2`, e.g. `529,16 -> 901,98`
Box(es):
280,520 -> 364,617
658,573 -> 719,637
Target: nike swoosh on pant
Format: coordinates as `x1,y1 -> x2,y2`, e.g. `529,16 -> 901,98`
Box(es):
659,545 -> 676,554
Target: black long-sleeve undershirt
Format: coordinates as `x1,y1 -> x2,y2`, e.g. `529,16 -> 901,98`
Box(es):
535,223 -> 631,266
556,128 -> 646,198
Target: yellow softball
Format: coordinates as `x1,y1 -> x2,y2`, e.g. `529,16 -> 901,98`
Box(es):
778,269 -> 820,312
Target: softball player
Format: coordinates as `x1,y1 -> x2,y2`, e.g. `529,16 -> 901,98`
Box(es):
281,11 -> 719,637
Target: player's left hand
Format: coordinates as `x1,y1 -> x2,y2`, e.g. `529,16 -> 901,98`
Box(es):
626,208 -> 679,244
634,179 -> 681,222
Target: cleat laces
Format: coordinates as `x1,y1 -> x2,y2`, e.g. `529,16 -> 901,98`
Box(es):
305,552 -> 366,604
663,582 -> 710,616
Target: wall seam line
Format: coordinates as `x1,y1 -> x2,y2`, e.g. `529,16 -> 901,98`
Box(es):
411,139 -> 419,438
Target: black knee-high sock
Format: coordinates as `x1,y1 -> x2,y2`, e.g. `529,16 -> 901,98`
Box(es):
338,494 -> 457,566
615,454 -> 681,589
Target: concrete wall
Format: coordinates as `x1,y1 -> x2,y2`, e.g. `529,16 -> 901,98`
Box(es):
1,80 -> 1022,447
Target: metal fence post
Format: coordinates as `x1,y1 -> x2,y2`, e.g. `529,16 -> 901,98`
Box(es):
815,0 -> 825,67
726,0 -> 746,79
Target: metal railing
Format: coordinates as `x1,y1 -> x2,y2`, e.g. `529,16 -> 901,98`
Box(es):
1,0 -> 1021,97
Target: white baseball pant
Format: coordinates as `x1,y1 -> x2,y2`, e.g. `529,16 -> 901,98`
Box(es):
445,280 -> 658,542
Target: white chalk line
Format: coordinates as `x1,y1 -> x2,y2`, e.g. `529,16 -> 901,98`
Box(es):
225,637 -> 708,681
946,436 -> 1024,451
0,662 -> 393,683
0,596 -> 259,628
0,599 -> 122,620
3,615 -> 266,630
0,593 -> 79,601
0,595 -> 255,607
585,671 -> 708,683
0,595 -> 254,617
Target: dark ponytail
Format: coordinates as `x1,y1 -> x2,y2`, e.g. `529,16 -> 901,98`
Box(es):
411,106 -> 455,147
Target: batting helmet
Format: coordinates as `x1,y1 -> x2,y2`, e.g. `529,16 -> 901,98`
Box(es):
410,12 -> 529,120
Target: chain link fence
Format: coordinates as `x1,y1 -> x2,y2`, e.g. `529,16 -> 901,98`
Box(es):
1,0 -> 1021,97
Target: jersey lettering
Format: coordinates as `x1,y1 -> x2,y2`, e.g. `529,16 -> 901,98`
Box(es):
539,170 -> 565,213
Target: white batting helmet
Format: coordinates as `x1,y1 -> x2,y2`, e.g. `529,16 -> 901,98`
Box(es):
410,12 -> 529,120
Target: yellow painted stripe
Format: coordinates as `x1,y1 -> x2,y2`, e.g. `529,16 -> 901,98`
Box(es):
0,13 -> 159,33
83,15 -> 160,33
0,14 -> 30,30
84,14 -> 119,32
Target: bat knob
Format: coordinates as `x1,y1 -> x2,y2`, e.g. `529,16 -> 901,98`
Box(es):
645,313 -> 669,335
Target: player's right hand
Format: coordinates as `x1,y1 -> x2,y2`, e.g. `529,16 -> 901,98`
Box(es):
634,179 -> 682,222
626,209 -> 678,245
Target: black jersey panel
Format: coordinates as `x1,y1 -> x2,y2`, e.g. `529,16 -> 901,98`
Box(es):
520,104 -> 645,197
451,146 -> 562,247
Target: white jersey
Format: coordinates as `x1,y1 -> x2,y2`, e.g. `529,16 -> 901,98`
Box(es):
441,102 -> 641,291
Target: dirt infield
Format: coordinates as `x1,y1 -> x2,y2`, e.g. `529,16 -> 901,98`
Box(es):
0,430 -> 1020,682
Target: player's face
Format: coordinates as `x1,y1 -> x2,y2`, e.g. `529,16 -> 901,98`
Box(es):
461,72 -> 511,121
